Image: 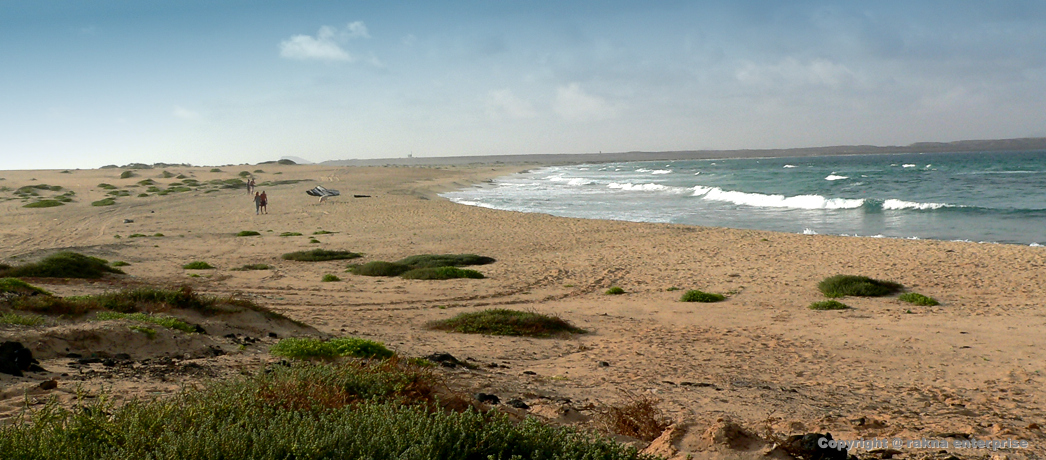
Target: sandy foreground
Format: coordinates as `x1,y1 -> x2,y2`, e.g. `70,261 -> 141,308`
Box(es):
1,163 -> 1044,459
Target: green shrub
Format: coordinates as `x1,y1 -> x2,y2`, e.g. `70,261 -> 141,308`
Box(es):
322,274 -> 340,282
899,292 -> 939,306
111,261 -> 130,267
400,267 -> 484,280
160,170 -> 175,178
128,233 -> 148,238
238,171 -> 251,177
230,264 -> 271,271
270,337 -> 394,360
95,311 -> 197,333
182,261 -> 214,270
605,286 -> 625,295
23,200 -> 63,208
312,230 -> 335,235
138,179 -> 156,186
236,231 -> 261,237
91,198 -> 117,206
394,254 -> 496,269
0,252 -> 123,279
279,232 -> 302,237
120,170 -> 135,179
282,249 -> 362,262
348,261 -> 411,277
680,290 -> 725,302
0,278 -> 52,296
426,309 -> 586,337
97,183 -> 118,190
809,300 -> 850,310
0,312 -> 47,326
817,275 -> 902,298
209,168 -> 222,172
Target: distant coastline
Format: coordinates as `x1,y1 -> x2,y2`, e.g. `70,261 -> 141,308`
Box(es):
321,136 -> 1046,167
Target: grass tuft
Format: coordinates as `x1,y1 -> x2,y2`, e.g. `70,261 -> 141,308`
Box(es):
0,311 -> 48,326
817,275 -> 903,298
282,249 -> 362,262
348,261 -> 411,277
236,231 -> 261,237
230,264 -> 271,271
91,198 -> 117,206
279,232 -> 302,237
182,261 -> 214,270
95,311 -> 197,333
808,300 -> 850,310
0,252 -> 123,279
23,200 -> 64,208
596,394 -> 670,442
270,337 -> 395,360
605,286 -> 625,295
899,292 -> 939,306
425,309 -> 585,337
680,290 -> 725,302
321,274 -> 340,282
400,267 -> 484,280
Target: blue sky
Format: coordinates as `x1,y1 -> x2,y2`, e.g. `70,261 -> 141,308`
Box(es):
2,1 -> 1045,170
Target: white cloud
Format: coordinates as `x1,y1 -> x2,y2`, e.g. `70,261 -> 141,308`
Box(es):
486,89 -> 536,120
279,22 -> 373,62
553,83 -> 617,121
736,58 -> 857,89
172,106 -> 200,121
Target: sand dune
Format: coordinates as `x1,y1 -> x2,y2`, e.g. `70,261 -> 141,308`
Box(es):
1,163 -> 1044,459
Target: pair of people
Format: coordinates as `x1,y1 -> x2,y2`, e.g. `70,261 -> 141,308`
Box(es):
254,191 -> 268,214
246,178 -> 256,194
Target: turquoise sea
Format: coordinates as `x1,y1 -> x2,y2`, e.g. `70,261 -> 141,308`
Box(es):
441,150 -> 1046,246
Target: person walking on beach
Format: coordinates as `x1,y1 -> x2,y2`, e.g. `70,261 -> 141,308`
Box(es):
259,191 -> 268,214
247,178 -> 255,194
254,192 -> 262,215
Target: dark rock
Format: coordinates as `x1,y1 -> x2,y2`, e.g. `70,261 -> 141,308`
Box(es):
0,342 -> 43,377
192,324 -> 207,334
507,399 -> 529,409
598,361 -> 610,367
267,332 -> 278,338
523,370 -> 536,375
102,359 -> 116,367
475,393 -> 500,404
123,219 -> 134,223
784,433 -> 848,460
66,353 -> 82,359
425,352 -> 470,368
487,362 -> 499,368
39,380 -> 58,390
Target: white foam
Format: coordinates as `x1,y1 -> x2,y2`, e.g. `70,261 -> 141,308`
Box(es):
608,182 -> 669,192
692,186 -> 864,209
882,199 -> 949,210
783,164 -> 797,168
635,168 -> 652,172
1031,242 -> 1043,247
825,174 -> 848,181
650,169 -> 672,175
902,164 -> 916,168
803,228 -> 818,235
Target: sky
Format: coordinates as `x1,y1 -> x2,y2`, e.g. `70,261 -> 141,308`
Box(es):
2,0 -> 1045,170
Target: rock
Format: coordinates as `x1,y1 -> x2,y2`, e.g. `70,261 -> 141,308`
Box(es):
523,370 -> 537,375
267,332 -> 278,338
39,380 -> 58,390
507,399 -> 529,409
784,433 -> 847,460
475,393 -> 500,404
66,353 -> 82,359
598,361 -> 610,367
0,341 -> 43,377
123,219 -> 133,223
425,352 -> 468,368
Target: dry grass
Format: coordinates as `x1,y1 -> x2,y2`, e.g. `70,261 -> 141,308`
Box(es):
596,393 -> 670,442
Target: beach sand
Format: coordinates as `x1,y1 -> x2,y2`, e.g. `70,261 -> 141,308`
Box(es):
1,163 -> 1044,459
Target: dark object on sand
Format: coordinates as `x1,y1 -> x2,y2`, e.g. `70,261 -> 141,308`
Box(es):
783,432 -> 848,460
353,194 -> 370,198
306,185 -> 340,202
0,341 -> 46,377
475,393 -> 500,405
424,352 -> 467,368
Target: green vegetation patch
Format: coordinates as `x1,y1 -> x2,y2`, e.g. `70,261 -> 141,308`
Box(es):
238,171 -> 252,177
120,170 -> 136,179
128,325 -> 157,339
236,231 -> 261,237
7,285 -> 285,320
605,286 -> 625,295
348,261 -> 411,277
395,254 -> 496,269
97,183 -> 118,190
0,278 -> 53,296
91,198 -> 117,206
182,261 -> 214,270
426,309 -> 586,337
95,311 -> 197,333
279,232 -> 302,237
111,261 -> 130,267
282,249 -> 362,262
270,337 -> 394,360
817,275 -> 903,298
0,252 -> 123,279
312,230 -> 335,235
899,292 -> 939,306
23,200 -> 63,208
230,264 -> 271,271
321,274 -> 340,282
209,168 -> 222,172
680,290 -> 725,302
809,300 -> 851,310
0,312 -> 47,326
400,267 -> 484,280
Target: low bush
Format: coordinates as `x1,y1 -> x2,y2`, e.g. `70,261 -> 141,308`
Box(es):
279,232 -> 302,237
395,254 -> 495,269
899,292 -> 939,306
0,278 -> 52,296
817,275 -> 902,298
0,252 -> 123,279
182,261 -> 214,270
322,274 -> 340,282
425,309 -> 586,337
96,183 -> 118,190
270,337 -> 395,360
400,267 -> 484,280
120,170 -> 135,179
91,198 -> 117,206
23,200 -> 63,208
281,249 -> 361,262
348,261 -> 411,277
605,287 -> 625,295
809,300 -> 850,310
680,290 -> 725,302
230,264 -> 270,271
236,231 -> 261,237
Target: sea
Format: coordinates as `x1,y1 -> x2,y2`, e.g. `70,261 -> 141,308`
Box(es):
441,150 -> 1046,246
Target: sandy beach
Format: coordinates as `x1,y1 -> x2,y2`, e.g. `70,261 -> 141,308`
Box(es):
1,163 -> 1044,459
